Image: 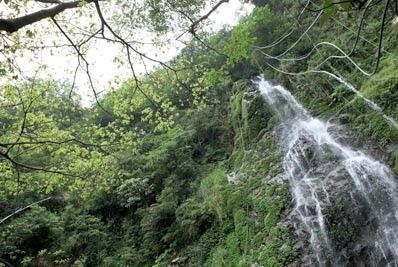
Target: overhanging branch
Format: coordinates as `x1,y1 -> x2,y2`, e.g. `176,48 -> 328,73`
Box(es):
189,0 -> 229,33
0,0 -> 92,33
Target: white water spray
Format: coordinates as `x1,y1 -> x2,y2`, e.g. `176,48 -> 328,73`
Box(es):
254,76 -> 398,266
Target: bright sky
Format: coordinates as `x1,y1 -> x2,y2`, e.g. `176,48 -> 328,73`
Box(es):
5,0 -> 254,106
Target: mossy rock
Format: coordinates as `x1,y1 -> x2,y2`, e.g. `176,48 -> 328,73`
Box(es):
246,95 -> 273,141
362,56 -> 398,116
392,149 -> 398,175
324,194 -> 372,251
232,79 -> 251,94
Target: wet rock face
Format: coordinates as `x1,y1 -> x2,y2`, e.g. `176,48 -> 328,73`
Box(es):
284,136 -> 356,266
254,76 -> 398,267
288,134 -> 398,267
327,119 -> 392,164
325,194 -> 375,265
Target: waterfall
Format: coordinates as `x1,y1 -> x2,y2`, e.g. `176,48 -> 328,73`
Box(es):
253,76 -> 398,266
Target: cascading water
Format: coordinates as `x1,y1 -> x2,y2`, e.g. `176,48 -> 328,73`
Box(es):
253,75 -> 398,266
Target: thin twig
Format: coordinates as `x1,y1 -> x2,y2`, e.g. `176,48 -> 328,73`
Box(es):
0,197 -> 52,224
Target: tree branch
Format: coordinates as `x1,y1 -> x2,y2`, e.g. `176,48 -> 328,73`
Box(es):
305,0 -> 354,12
189,0 -> 229,33
0,138 -> 104,147
373,0 -> 390,73
0,197 -> 52,224
0,1 -> 92,33
51,17 -> 111,114
0,148 -> 83,177
34,0 -> 62,3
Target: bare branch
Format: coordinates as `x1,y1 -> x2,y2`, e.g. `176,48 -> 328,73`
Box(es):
374,0 -> 390,72
0,1 -> 92,33
191,32 -> 228,57
305,0 -> 354,12
93,0 -> 163,110
70,57 -> 81,97
34,0 -> 62,4
5,84 -> 38,154
51,17 -> 111,113
347,0 -> 372,56
0,149 -> 83,177
189,0 -> 229,33
0,197 -> 52,225
0,138 -> 103,148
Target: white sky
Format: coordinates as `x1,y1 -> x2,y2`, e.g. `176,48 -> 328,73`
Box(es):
3,0 -> 253,106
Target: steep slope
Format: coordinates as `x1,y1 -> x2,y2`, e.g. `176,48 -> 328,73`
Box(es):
1,1 -> 397,266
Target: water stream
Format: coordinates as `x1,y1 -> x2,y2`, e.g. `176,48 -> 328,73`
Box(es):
253,76 -> 398,266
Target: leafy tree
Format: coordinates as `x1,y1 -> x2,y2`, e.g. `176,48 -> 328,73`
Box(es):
0,0 -> 236,178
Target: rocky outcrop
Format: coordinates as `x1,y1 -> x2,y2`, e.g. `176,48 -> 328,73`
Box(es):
254,76 -> 398,267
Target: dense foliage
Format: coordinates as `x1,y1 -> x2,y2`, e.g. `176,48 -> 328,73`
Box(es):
1,0 -> 397,266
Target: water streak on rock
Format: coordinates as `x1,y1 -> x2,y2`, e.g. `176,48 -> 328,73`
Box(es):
254,76 -> 398,266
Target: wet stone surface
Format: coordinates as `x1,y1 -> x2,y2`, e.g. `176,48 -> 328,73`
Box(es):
254,76 -> 398,267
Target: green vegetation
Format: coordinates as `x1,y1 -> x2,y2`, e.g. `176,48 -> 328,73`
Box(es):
245,0 -> 398,174
1,0 -> 398,266
0,5 -> 299,264
0,57 -> 297,266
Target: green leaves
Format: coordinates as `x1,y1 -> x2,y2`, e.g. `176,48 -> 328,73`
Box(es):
320,0 -> 337,25
224,6 -> 273,64
320,0 -> 353,25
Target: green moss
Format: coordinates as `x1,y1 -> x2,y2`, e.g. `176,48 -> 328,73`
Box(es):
324,198 -> 358,251
197,112 -> 297,266
231,82 -> 274,146
362,57 -> 398,116
231,91 -> 244,127
280,59 -> 398,175
246,96 -> 273,141
229,147 -> 245,170
204,180 -> 297,267
203,132 -> 297,266
200,167 -> 228,223
392,150 -> 398,175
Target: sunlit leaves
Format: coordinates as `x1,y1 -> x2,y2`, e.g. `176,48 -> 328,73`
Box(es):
116,177 -> 153,207
0,80 -> 111,197
224,7 -> 272,64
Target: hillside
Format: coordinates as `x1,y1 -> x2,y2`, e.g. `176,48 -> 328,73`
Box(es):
1,0 -> 398,266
